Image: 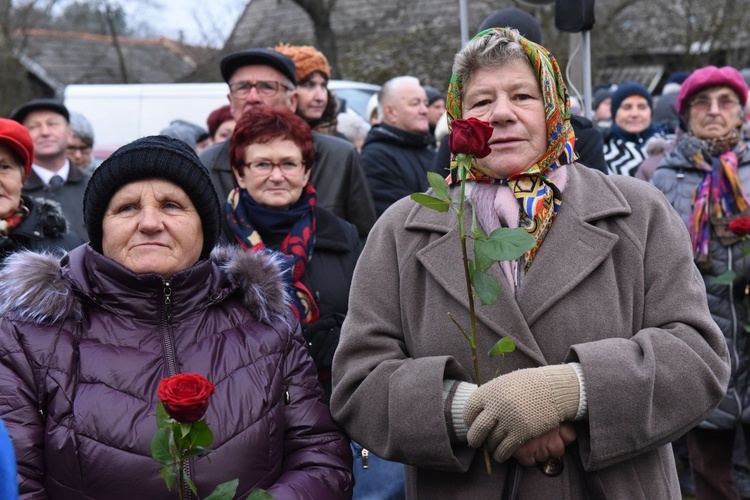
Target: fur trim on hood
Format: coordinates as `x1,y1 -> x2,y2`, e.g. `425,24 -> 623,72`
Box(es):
0,246 -> 292,326
0,251 -> 80,325
210,246 -> 292,325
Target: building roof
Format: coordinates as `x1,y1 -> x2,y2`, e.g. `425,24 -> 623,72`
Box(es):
14,29 -> 216,96
223,0 -> 496,89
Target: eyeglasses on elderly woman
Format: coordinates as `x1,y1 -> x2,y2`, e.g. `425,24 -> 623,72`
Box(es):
690,95 -> 740,113
242,159 -> 306,175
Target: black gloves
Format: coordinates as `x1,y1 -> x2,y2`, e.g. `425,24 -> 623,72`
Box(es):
302,313 -> 345,370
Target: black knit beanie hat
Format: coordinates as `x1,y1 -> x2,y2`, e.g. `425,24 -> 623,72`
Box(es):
83,135 -> 221,260
610,82 -> 654,119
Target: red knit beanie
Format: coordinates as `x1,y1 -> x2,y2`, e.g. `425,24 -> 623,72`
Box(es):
0,118 -> 33,180
676,66 -> 749,115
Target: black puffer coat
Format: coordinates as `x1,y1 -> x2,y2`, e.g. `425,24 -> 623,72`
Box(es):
0,244 -> 353,499
652,139 -> 750,430
0,196 -> 83,262
361,124 -> 438,216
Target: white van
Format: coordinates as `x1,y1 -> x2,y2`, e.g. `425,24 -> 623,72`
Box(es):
64,80 -> 379,161
64,82 -> 228,160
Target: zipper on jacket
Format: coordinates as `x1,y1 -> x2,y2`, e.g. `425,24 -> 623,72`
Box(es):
727,250 -> 743,413
361,448 -> 369,469
162,280 -> 178,376
161,280 -> 194,500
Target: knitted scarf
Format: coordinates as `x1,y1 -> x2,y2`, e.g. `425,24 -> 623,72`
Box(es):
225,185 -> 319,323
0,199 -> 28,244
685,128 -> 749,267
446,27 -> 577,271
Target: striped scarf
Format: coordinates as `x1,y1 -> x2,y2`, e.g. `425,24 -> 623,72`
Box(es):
686,129 -> 749,267
446,27 -> 576,271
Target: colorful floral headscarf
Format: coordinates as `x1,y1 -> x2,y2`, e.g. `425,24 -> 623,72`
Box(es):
446,27 -> 577,270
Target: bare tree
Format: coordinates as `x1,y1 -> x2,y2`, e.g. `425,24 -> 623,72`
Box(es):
592,0 -> 750,85
101,1 -> 129,82
0,0 -> 61,114
289,0 -> 341,79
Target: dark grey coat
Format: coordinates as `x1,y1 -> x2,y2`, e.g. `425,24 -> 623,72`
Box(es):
20,164 -> 90,241
0,196 -> 83,263
652,140 -> 750,429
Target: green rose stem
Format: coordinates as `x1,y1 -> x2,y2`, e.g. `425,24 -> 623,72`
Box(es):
456,157 -> 491,476
412,150 -> 534,476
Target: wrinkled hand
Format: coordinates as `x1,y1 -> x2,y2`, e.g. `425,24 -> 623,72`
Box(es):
463,365 -> 579,463
512,422 -> 577,467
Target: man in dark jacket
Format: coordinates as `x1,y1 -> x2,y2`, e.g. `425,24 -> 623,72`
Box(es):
199,48 -> 376,239
362,75 -> 438,216
11,99 -> 91,240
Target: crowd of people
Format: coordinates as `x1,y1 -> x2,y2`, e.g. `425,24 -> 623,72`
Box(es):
0,5 -> 749,500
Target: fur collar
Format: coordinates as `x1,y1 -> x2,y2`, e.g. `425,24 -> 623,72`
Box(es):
0,245 -> 292,326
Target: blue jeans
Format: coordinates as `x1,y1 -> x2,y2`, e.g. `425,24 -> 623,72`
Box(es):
351,441 -> 406,500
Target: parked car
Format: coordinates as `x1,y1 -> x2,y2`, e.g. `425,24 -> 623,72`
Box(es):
329,80 -> 380,120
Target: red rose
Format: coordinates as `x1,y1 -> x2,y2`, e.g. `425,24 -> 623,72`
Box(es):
449,118 -> 493,158
157,374 -> 215,423
728,217 -> 750,237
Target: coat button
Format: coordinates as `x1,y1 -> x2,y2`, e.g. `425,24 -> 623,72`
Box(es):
539,457 -> 564,477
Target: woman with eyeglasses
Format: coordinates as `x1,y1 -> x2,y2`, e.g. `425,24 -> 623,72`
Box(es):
225,105 -> 362,400
603,82 -> 663,176
652,66 -> 750,500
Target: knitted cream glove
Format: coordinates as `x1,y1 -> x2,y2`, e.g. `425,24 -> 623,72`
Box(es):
463,364 -> 580,463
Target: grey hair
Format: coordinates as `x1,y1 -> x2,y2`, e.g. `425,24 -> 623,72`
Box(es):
336,110 -> 371,143
69,111 -> 95,146
377,75 -> 422,121
452,29 -> 528,93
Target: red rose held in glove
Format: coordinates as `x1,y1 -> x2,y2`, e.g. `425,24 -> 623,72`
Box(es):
728,217 -> 750,237
449,117 -> 493,158
157,373 -> 215,423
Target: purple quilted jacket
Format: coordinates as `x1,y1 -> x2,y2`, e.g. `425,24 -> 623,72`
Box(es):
0,244 -> 353,499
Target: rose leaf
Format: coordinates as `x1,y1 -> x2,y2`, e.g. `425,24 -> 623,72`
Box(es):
410,193 -> 450,212
488,337 -> 516,358
472,269 -> 499,306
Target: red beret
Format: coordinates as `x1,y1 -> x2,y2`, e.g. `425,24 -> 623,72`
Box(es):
675,66 -> 749,115
0,118 -> 33,180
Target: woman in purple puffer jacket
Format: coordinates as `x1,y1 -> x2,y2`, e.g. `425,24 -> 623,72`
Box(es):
0,135 -> 353,499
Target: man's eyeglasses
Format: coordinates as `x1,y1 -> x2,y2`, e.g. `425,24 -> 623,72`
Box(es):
690,96 -> 740,113
244,160 -> 305,174
229,80 -> 291,98
67,145 -> 92,153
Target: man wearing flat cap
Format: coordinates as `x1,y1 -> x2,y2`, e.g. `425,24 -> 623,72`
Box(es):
10,99 -> 90,240
199,48 -> 376,240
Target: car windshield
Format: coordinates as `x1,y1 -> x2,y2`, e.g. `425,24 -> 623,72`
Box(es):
329,81 -> 380,120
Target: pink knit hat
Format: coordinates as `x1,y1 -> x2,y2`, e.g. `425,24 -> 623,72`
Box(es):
675,66 -> 749,115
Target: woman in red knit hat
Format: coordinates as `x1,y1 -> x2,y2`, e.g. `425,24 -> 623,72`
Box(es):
652,65 -> 750,500
0,118 -> 82,262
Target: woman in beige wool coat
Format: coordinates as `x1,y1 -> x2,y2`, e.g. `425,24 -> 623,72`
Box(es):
330,28 -> 730,499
